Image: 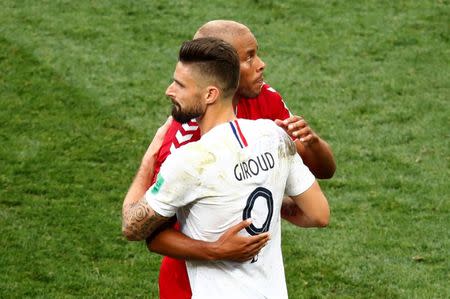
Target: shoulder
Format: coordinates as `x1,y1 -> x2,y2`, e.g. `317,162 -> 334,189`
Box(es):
246,118 -> 279,131
238,118 -> 284,141
169,141 -> 206,162
254,119 -> 296,155
169,139 -> 217,173
258,83 -> 283,100
259,84 -> 291,119
262,83 -> 281,95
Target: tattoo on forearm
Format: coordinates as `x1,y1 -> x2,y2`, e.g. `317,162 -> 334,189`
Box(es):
122,197 -> 170,241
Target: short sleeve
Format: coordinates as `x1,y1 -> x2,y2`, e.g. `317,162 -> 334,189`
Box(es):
284,153 -> 315,197
145,148 -> 200,217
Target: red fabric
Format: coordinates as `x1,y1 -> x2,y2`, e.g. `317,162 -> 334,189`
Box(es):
151,120 -> 201,184
158,223 -> 192,299
236,84 -> 291,121
153,84 -> 290,298
158,256 -> 191,299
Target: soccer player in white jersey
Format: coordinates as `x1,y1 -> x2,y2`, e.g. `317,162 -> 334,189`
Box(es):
122,37 -> 330,299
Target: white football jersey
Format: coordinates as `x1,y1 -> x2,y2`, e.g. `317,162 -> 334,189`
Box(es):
146,118 -> 315,299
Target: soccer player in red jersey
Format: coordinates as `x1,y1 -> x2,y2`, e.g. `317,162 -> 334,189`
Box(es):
147,20 -> 336,299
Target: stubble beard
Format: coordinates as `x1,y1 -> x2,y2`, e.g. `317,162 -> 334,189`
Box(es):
236,83 -> 263,99
171,102 -> 203,124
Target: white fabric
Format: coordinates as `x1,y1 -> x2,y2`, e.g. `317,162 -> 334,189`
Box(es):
146,119 -> 315,299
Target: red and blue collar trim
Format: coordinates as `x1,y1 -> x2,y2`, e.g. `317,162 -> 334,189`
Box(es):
229,119 -> 248,148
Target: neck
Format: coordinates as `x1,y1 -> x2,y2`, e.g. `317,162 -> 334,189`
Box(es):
197,98 -> 236,135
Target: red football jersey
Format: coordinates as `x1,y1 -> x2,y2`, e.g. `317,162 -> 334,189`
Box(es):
235,84 -> 291,121
153,84 -> 291,299
151,119 -> 201,185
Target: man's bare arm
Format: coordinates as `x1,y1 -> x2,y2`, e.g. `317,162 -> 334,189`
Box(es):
282,181 -> 330,227
295,138 -> 336,180
147,219 -> 270,262
122,116 -> 172,241
122,197 -> 172,241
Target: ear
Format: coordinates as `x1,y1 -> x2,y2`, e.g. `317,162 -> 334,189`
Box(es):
205,86 -> 220,105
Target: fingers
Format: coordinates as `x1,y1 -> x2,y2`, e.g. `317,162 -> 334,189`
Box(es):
295,126 -> 311,139
287,117 -> 307,132
246,233 -> 270,251
282,115 -> 301,126
299,134 -> 313,144
226,219 -> 252,235
274,119 -> 284,125
278,115 -> 310,140
218,220 -> 271,262
282,115 -> 320,146
241,233 -> 270,261
236,221 -> 270,245
249,231 -> 270,243
274,119 -> 285,128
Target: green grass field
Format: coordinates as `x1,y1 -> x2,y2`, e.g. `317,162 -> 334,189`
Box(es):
1,0 -> 449,298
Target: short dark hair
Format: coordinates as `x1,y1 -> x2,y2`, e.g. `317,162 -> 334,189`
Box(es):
179,37 -> 240,98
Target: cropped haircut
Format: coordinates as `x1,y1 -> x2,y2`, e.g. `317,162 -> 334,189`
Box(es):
179,37 -> 240,98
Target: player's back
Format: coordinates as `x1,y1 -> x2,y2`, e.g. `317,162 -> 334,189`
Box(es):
177,118 -> 297,299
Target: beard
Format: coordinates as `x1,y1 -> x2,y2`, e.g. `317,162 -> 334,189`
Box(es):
171,101 -> 204,124
236,84 -> 262,99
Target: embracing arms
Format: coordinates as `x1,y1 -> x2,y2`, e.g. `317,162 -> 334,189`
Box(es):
145,115 -> 332,260
147,220 -> 269,262
122,117 -> 268,261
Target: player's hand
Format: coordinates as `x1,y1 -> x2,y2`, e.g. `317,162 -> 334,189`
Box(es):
211,219 -> 270,262
280,197 -> 300,218
142,116 -> 172,164
275,115 -> 319,146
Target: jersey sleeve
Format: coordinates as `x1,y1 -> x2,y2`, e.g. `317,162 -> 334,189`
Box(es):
145,148 -> 200,217
284,145 -> 315,197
